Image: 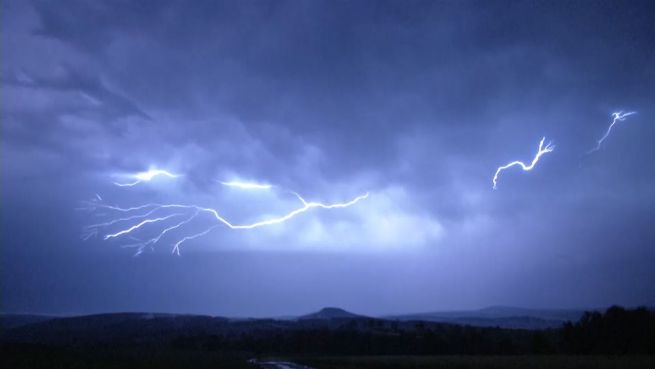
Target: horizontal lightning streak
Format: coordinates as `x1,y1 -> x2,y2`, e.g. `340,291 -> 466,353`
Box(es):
87,188 -> 369,255
150,211 -> 199,243
86,207 -> 163,230
114,169 -> 181,187
219,180 -> 272,190
172,225 -> 220,255
104,213 -> 185,240
202,192 -> 369,230
124,211 -> 201,256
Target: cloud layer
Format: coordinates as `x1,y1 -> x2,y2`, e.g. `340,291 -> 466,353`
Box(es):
2,0 -> 655,316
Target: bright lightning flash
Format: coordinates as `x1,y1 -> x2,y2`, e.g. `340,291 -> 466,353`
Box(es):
219,180 -> 273,190
83,187 -> 369,256
492,137 -> 555,189
114,169 -> 181,187
587,111 -> 637,154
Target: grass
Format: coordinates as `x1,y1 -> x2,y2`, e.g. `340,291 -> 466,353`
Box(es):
1,345 -> 256,369
292,355 -> 655,369
4,346 -> 653,369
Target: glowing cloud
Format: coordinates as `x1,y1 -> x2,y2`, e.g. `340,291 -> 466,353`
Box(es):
219,180 -> 272,190
492,137 -> 555,189
587,111 -> 637,154
114,169 -> 181,187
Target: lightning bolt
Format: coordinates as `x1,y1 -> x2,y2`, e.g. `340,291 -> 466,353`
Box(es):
103,213 -> 186,240
492,137 -> 555,189
114,168 -> 181,187
587,111 -> 637,154
84,180 -> 369,255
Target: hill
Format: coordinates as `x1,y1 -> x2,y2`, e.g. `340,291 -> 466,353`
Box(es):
385,306 -> 590,329
0,314 -> 56,330
299,307 -> 364,320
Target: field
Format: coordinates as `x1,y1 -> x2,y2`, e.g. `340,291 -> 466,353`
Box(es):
293,355 -> 655,369
1,345 -> 254,369
3,346 -> 654,369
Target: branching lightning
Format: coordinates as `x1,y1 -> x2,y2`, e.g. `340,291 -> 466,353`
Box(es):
492,137 -> 555,189
587,111 -> 637,154
84,176 -> 369,255
114,169 -> 181,187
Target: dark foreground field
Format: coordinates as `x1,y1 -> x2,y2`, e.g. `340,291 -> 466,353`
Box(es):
2,345 -> 254,369
292,355 -> 654,369
3,346 -> 654,369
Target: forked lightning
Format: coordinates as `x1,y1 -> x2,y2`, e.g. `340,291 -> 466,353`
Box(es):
492,137 -> 555,189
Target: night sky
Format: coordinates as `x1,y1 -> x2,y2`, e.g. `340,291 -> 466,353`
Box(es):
2,0 -> 655,317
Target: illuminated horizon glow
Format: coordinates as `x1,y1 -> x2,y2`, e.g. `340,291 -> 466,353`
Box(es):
113,169 -> 181,187
492,137 -> 555,189
587,111 -> 637,154
86,190 -> 370,255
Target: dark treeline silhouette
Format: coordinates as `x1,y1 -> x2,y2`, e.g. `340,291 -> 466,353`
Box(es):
2,306 -> 654,359
561,306 -> 655,354
169,306 -> 654,356
173,323 -> 535,355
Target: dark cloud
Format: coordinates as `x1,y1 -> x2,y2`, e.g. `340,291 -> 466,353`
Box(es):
2,0 -> 655,316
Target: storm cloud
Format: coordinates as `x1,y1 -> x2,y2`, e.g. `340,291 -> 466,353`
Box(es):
2,0 -> 655,317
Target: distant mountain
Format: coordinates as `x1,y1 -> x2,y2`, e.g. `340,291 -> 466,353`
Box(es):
0,306 -> 602,336
385,306 -> 592,329
475,306 -> 589,321
1,312 -> 232,345
1,310 -> 382,347
0,314 -> 55,330
299,307 -> 364,320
